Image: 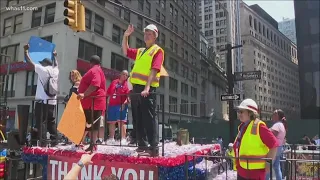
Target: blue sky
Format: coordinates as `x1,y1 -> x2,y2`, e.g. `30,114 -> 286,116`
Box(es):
243,0 -> 295,22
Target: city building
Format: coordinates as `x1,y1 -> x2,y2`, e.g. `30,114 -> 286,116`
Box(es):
294,0 -> 320,119
198,0 -> 243,96
278,18 -> 297,44
199,33 -> 227,122
240,3 -> 300,120
0,0 -> 227,132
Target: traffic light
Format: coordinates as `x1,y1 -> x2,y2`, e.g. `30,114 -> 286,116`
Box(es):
76,3 -> 85,32
63,0 -> 85,32
63,0 -> 77,30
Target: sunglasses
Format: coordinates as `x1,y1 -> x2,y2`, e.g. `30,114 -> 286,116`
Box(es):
237,110 -> 246,114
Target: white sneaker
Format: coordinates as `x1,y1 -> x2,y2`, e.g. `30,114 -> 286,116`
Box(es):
106,138 -> 116,145
120,139 -> 128,145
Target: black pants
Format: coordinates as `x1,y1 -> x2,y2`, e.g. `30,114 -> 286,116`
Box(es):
130,98 -> 137,140
34,102 -> 57,144
131,85 -> 158,150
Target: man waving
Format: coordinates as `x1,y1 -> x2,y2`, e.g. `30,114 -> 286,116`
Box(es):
122,24 -> 164,157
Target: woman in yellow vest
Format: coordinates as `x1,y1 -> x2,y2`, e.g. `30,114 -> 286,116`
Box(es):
226,143 -> 237,171
121,24 -> 164,157
233,99 -> 278,180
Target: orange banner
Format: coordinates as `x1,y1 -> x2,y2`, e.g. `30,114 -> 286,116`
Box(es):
57,93 -> 86,145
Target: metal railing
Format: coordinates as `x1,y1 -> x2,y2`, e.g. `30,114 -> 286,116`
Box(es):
184,153 -> 320,180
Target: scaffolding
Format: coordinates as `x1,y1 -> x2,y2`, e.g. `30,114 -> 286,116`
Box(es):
0,53 -> 12,141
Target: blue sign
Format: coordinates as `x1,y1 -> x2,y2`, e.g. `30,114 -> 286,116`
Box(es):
25,36 -> 56,64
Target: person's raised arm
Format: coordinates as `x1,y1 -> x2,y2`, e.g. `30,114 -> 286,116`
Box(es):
63,153 -> 95,180
24,44 -> 35,67
52,50 -> 58,67
122,24 -> 134,56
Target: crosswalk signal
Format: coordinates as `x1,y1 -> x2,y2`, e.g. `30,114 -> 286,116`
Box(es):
63,0 -> 77,30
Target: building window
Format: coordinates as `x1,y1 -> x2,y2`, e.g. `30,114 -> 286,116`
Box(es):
191,86 -> 197,98
161,0 -> 165,8
44,3 -> 56,24
169,96 -> 177,113
0,74 -> 15,97
181,65 -> 188,78
41,36 -> 53,42
181,82 -> 188,96
97,0 -> 105,6
111,52 -> 128,72
156,10 -> 160,22
191,103 -> 197,116
161,14 -> 166,25
136,38 -> 143,47
31,7 -> 42,28
160,33 -> 165,45
7,0 -> 19,6
181,99 -> 188,114
169,58 -> 178,72
174,42 -> 178,53
169,39 -> 173,50
253,18 -> 257,30
114,6 -> 121,17
137,16 -> 143,30
3,17 -> 12,36
14,14 -> 22,33
174,9 -> 178,20
169,77 -> 178,92
159,77 -> 165,88
138,0 -> 144,10
157,94 -> 165,110
1,44 -> 19,62
249,15 -> 252,27
25,71 -> 37,96
85,9 -> 92,29
78,39 -> 102,61
169,4 -> 173,16
94,14 -> 104,35
124,10 -> 130,22
146,1 -> 151,16
112,25 -> 121,44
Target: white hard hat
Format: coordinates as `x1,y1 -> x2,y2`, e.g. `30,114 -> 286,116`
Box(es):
143,24 -> 158,38
228,143 -> 233,147
236,98 -> 259,114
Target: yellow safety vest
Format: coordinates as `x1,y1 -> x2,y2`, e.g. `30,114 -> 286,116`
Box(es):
235,119 -> 269,170
130,44 -> 164,88
227,149 -> 237,171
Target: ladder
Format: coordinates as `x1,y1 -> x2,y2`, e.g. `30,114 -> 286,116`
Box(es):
0,54 -> 12,141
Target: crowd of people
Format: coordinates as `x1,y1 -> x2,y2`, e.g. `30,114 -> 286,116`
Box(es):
25,23 -> 164,157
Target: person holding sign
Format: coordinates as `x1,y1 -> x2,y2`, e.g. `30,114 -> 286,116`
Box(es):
77,55 -> 106,152
122,24 -> 164,157
24,44 -> 59,147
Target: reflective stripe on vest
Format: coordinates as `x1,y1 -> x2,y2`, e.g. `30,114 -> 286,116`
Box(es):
130,44 -> 164,87
238,120 -> 269,170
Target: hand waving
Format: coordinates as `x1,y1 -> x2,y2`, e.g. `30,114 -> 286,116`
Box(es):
124,24 -> 134,37
24,44 -> 30,51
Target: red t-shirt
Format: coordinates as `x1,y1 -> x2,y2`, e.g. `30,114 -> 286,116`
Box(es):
127,47 -> 163,72
107,79 -> 130,106
78,65 -> 106,110
233,122 -> 278,179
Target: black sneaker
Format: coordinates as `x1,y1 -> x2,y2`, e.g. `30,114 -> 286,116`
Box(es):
96,139 -> 103,144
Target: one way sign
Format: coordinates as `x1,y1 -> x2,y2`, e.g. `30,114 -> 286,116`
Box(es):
220,94 -> 241,101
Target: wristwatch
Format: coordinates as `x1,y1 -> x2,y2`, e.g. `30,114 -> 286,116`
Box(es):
77,160 -> 85,168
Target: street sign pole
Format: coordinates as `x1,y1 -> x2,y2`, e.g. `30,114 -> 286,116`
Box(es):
221,44 -> 242,144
